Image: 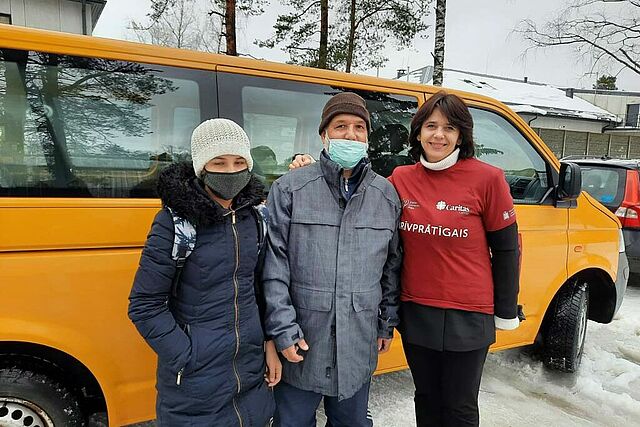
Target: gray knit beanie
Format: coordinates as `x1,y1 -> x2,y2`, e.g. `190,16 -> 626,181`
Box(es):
191,118 -> 253,176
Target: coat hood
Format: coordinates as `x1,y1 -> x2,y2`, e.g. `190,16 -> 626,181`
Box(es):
157,162 -> 265,227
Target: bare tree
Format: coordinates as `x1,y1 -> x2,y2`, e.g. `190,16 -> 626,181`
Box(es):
130,0 -> 222,52
515,0 -> 639,78
145,0 -> 266,56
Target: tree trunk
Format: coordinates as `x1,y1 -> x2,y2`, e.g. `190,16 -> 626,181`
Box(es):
318,0 -> 328,69
433,0 -> 446,86
2,50 -> 28,161
345,0 -> 356,73
225,0 -> 237,56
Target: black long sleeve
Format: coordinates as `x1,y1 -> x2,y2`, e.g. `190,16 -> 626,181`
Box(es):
486,222 -> 520,320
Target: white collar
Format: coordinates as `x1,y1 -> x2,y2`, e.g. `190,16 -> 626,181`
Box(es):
420,148 -> 460,171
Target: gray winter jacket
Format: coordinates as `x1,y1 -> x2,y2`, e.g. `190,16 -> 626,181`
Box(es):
262,154 -> 402,400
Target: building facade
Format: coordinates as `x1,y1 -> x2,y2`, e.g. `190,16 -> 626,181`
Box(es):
571,89 -> 640,130
0,0 -> 105,35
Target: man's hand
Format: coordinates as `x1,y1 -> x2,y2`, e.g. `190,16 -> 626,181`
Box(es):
378,337 -> 393,354
288,154 -> 315,170
264,340 -> 282,387
281,338 -> 309,362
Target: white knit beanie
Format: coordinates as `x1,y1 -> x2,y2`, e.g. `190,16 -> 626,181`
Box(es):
191,118 -> 253,176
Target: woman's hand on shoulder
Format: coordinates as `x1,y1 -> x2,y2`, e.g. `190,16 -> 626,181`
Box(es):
264,340 -> 282,387
288,154 -> 315,170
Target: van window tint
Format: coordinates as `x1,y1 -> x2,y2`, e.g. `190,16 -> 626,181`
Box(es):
470,108 -> 550,204
218,72 -> 417,188
0,49 -> 216,197
580,166 -> 625,209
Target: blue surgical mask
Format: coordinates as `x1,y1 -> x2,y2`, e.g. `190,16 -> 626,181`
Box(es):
325,137 -> 368,169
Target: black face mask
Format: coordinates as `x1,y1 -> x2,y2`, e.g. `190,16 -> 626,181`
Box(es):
202,169 -> 251,201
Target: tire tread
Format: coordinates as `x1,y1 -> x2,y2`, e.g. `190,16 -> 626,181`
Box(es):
0,365 -> 84,426
543,280 -> 589,373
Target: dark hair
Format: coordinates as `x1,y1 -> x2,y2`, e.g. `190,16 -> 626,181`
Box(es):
408,90 -> 475,162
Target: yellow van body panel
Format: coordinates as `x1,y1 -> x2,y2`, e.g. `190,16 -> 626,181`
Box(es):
568,194 -> 620,280
0,24 -> 622,426
1,198 -> 158,251
493,204 -> 570,348
0,248 -> 153,426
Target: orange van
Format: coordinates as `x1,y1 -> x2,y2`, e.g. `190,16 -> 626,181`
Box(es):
0,25 -> 628,426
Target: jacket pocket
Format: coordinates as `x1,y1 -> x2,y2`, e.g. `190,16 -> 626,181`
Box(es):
289,215 -> 341,287
352,222 -> 395,282
177,324 -> 198,385
291,287 -> 333,352
351,290 -> 380,374
352,289 -> 381,312
291,287 -> 333,312
291,210 -> 342,227
353,217 -> 396,231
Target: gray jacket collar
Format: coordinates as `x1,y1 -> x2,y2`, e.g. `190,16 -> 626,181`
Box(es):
319,151 -> 375,204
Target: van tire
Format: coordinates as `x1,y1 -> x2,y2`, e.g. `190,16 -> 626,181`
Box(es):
542,280 -> 589,373
0,366 -> 83,427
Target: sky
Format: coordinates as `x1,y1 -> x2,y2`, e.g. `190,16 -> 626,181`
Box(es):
93,0 -> 640,91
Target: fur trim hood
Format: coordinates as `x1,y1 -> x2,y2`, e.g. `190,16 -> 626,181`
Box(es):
157,162 -> 265,227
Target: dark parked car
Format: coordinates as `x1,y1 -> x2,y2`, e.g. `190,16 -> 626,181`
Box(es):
566,156 -> 640,276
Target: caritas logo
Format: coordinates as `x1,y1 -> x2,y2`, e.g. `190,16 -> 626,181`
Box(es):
436,200 -> 470,213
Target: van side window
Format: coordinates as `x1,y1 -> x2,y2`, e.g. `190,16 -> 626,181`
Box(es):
0,49 -> 216,198
217,72 -> 418,187
470,108 -> 550,204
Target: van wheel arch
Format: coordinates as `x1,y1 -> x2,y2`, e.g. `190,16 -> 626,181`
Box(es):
578,268 -> 616,323
0,343 -> 107,424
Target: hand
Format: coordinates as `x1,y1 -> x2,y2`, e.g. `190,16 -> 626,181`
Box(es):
288,154 -> 315,170
264,340 -> 282,387
281,338 -> 309,363
378,337 -> 393,354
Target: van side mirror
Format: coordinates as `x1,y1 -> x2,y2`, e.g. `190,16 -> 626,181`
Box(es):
556,162 -> 582,202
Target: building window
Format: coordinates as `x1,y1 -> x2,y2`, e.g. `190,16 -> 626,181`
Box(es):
626,104 -> 639,127
0,14 -> 11,24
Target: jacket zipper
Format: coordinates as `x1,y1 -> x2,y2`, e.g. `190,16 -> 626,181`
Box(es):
176,324 -> 191,385
231,210 -> 244,427
176,367 -> 183,385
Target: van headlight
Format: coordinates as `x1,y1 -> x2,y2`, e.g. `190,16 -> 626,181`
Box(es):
619,229 -> 626,253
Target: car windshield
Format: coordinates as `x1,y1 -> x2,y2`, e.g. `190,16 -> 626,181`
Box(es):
580,165 -> 627,210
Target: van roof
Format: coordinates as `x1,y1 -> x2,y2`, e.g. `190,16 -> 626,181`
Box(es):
0,23 -> 506,109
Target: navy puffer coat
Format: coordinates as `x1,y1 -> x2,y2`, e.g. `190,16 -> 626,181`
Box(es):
128,162 -> 274,426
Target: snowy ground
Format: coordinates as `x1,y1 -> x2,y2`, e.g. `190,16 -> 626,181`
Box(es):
357,285 -> 640,427
123,286 -> 640,427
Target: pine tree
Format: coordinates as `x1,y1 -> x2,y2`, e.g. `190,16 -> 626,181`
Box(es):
594,75 -> 618,90
258,0 -> 432,72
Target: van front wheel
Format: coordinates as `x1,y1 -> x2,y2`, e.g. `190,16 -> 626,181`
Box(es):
542,280 -> 589,373
0,366 -> 83,427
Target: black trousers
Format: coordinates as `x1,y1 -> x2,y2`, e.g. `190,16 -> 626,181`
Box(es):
403,340 -> 489,427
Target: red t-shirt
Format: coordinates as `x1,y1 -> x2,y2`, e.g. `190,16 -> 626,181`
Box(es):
389,159 -> 516,314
